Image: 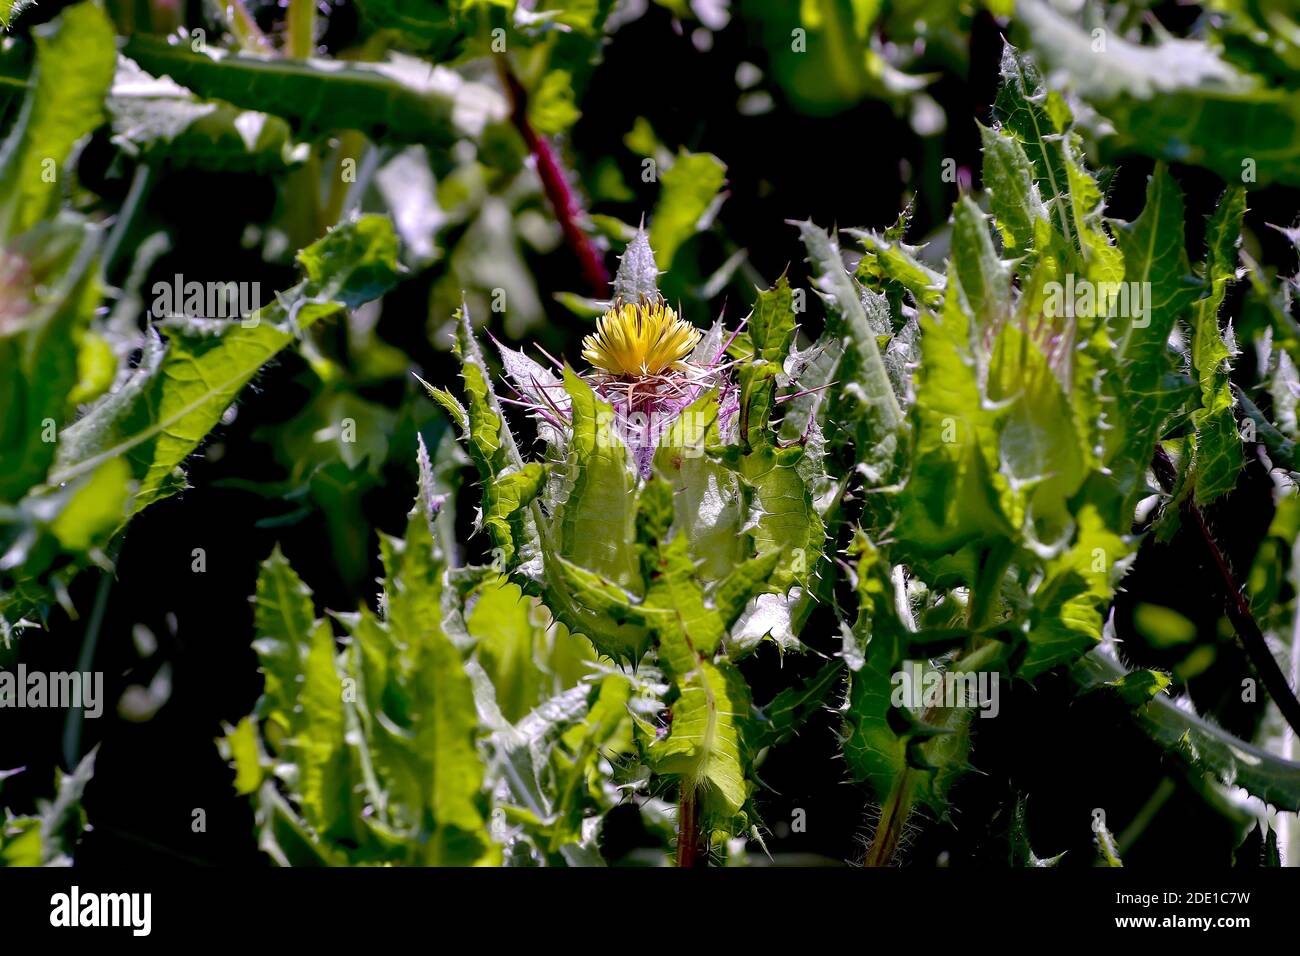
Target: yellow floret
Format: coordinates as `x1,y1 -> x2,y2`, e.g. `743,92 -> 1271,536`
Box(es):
582,302 -> 701,377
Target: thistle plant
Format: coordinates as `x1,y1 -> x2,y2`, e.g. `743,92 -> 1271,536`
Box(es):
408,41 -> 1300,866
12,0 -> 1300,878
422,227 -> 829,863
218,38 -> 1300,870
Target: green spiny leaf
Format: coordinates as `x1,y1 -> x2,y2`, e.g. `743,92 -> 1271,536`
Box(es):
1073,649 -> 1300,812
852,229 -> 944,309
0,0 -> 34,30
650,659 -> 751,819
1105,165 -> 1201,513
51,216 -> 401,514
1010,795 -> 1066,867
799,220 -> 906,486
467,576 -> 545,724
555,367 -> 639,590
653,388 -> 747,582
896,270 -> 1014,571
0,2 -> 115,237
751,659 -> 843,752
1189,187 -> 1247,504
994,40 -> 1079,254
121,35 -> 505,147
1017,0 -> 1300,187
250,549 -> 351,841
1021,504 -> 1127,677
0,214 -> 100,502
951,194 -> 1012,324
108,57 -> 304,173
979,120 -> 1048,261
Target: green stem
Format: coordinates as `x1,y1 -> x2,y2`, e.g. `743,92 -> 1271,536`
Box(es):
62,571 -> 112,768
281,0 -> 320,246
549,737 -> 597,855
966,540 -> 1014,633
321,130 -> 366,227
285,153 -> 324,249
1285,534 -> 1300,866
227,0 -> 275,54
864,775 -> 912,867
1117,777 -> 1175,857
286,0 -> 316,59
864,548 -> 1009,867
102,163 -> 156,281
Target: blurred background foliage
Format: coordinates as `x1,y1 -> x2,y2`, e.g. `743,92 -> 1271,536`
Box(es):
4,0 -> 1300,865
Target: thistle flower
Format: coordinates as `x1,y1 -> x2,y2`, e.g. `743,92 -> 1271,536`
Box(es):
492,231 -> 741,479
500,300 -> 732,478
582,301 -> 701,377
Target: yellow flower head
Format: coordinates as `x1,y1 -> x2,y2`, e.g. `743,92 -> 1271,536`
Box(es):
582,301 -> 701,377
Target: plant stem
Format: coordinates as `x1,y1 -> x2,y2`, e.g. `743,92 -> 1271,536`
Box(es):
62,571 -> 111,768
149,0 -> 182,35
227,0 -> 274,54
322,130 -> 367,227
1287,534 -> 1300,866
1188,502 -> 1300,737
863,549 -> 1008,867
285,154 -> 325,250
286,0 -> 316,59
864,776 -> 912,867
494,59 -> 609,297
110,0 -> 134,35
1152,446 -> 1300,739
967,540 -> 1013,631
102,163 -> 156,281
675,782 -> 702,867
1117,776 -> 1175,857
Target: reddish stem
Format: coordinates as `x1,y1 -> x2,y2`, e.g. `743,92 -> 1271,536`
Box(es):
496,61 -> 609,297
675,783 -> 703,868
1152,446 -> 1300,738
